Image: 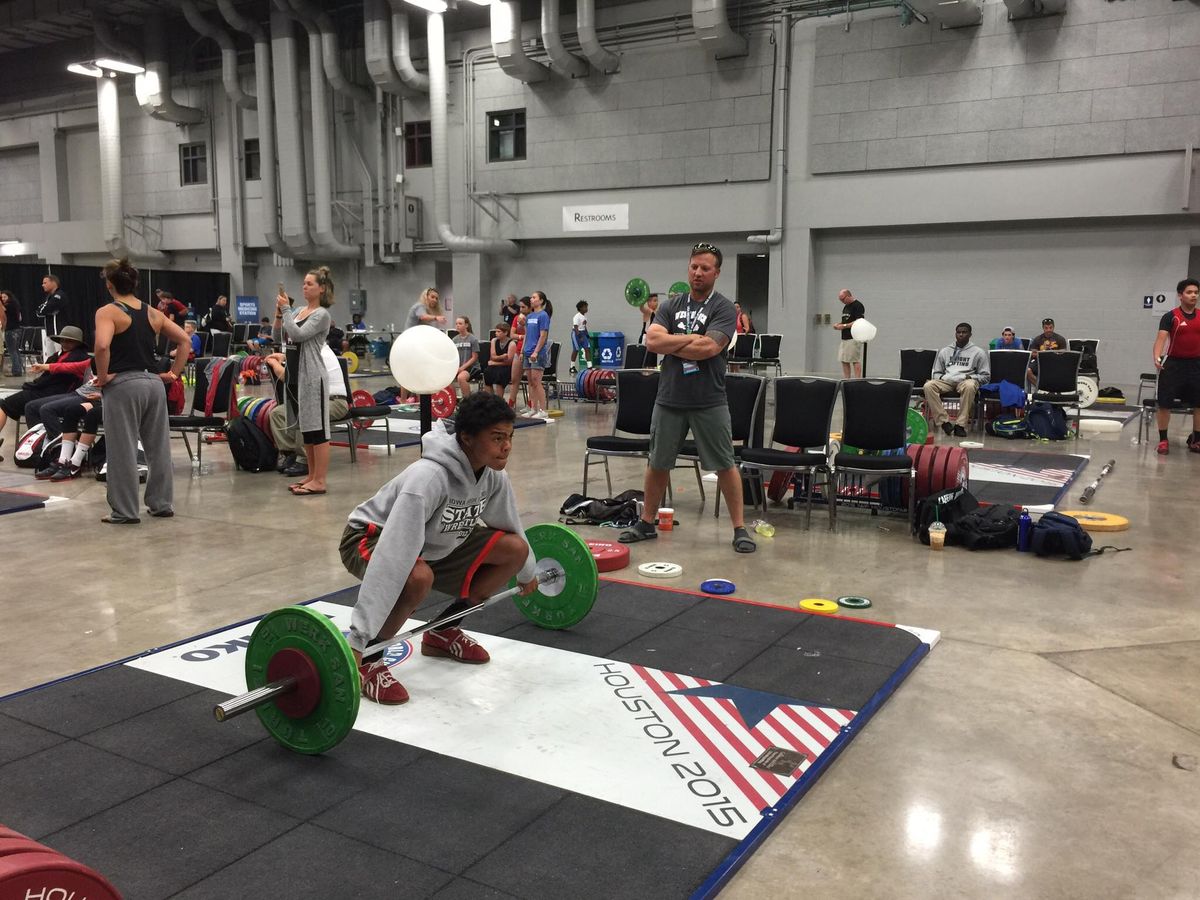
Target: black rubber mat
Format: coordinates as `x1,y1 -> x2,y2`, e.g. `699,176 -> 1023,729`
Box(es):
0,580 -> 931,899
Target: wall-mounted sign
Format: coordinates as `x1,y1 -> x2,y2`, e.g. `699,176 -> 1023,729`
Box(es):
236,296 -> 259,322
1143,293 -> 1168,311
563,204 -> 629,232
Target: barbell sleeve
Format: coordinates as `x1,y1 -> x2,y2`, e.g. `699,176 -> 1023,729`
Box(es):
213,677 -> 297,722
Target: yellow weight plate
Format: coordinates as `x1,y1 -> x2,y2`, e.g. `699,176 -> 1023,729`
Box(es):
799,598 -> 838,614
1057,510 -> 1130,532
341,351 -> 359,374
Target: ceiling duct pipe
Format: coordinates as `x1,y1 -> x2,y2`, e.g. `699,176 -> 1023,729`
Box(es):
288,0 -> 375,107
428,12 -> 519,256
181,0 -> 255,109
492,1 -> 550,84
387,2 -> 429,93
577,0 -> 619,74
135,15 -> 205,123
541,0 -> 588,78
364,0 -> 413,96
97,77 -> 166,261
292,3 -> 360,257
1001,0 -> 1065,18
92,16 -> 142,68
692,0 -> 748,59
268,8 -> 316,257
216,0 -> 291,258
748,15 -> 789,247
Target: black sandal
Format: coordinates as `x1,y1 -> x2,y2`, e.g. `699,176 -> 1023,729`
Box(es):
619,520 -> 658,544
732,527 -> 756,554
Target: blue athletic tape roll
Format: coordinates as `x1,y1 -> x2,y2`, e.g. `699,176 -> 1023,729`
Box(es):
700,579 -> 736,595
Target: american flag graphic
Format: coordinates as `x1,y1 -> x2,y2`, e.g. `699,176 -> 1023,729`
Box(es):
971,461 -> 1080,487
633,664 -> 856,811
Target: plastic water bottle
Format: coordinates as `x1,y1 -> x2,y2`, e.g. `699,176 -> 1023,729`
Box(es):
752,519 -> 775,538
1017,508 -> 1032,551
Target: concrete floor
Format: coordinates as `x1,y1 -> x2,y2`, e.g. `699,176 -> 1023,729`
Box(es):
1,375 -> 1197,899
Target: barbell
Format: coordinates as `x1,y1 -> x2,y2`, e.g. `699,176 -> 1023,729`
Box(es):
212,523 -> 599,754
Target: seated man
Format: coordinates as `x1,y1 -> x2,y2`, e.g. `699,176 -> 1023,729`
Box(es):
247,318 -> 273,353
924,322 -> 990,437
0,325 -> 89,460
263,343 -> 349,477
991,326 -> 1023,350
1027,317 -> 1067,387
338,392 -> 538,704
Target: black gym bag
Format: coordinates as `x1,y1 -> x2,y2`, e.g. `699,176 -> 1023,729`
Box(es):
227,417 -> 277,472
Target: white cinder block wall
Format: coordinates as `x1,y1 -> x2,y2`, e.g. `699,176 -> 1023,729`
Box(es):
0,0 -> 1196,386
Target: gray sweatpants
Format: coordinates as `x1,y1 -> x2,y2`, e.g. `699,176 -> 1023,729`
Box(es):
104,371 -> 174,521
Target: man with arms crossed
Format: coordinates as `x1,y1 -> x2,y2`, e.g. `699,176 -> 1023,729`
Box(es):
620,242 -> 756,553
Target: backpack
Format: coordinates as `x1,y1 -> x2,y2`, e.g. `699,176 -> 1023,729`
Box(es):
950,504 -> 1020,550
915,486 -> 979,544
1097,386 -> 1124,401
13,425 -> 60,470
94,439 -> 148,483
1030,511 -> 1092,560
986,416 -> 1029,439
1026,401 -> 1068,440
226,417 -> 277,472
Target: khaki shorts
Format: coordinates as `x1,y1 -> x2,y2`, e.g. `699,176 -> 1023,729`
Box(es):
838,340 -> 863,364
339,522 -> 506,598
648,403 -> 735,472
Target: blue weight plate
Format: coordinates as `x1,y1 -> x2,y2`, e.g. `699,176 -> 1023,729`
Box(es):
700,579 -> 736,595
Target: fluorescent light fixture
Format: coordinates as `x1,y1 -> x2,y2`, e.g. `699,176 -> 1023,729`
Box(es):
0,239 -> 21,246
463,0 -> 491,5
95,57 -> 145,74
402,0 -> 448,12
67,62 -> 104,77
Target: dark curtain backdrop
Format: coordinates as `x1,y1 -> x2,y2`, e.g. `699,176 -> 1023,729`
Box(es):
0,262 -> 230,346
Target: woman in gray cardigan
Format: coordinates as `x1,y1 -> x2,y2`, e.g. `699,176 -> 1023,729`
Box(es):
274,266 -> 335,495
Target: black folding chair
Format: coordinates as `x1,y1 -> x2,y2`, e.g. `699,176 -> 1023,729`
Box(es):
1030,350 -> 1082,435
677,373 -> 766,514
740,376 -> 839,530
583,369 -> 668,500
750,333 -> 782,378
209,331 -> 232,357
330,357 -> 393,461
169,356 -> 239,471
728,333 -> 756,371
830,378 -> 916,532
980,349 -> 1031,423
899,349 -> 937,403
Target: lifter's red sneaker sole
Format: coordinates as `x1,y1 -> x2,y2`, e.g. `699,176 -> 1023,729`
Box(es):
421,627 -> 491,664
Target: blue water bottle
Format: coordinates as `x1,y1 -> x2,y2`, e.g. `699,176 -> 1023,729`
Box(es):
1017,508 -> 1032,551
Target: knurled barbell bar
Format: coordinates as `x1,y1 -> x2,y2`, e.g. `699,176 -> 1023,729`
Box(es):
212,523 -> 598,754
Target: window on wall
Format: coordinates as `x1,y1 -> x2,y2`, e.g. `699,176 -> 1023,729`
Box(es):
243,138 -> 260,181
179,142 -> 208,186
487,109 -> 525,163
405,120 -> 432,168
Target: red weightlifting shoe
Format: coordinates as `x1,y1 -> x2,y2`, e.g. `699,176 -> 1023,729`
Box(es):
1157,440 -> 1169,455
421,627 -> 491,664
359,660 -> 409,704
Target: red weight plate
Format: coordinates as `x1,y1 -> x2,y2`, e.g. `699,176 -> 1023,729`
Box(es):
595,370 -> 617,401
589,368 -> 603,401
586,539 -> 630,572
582,368 -> 596,400
766,446 -> 800,503
0,853 -> 122,900
431,388 -> 457,419
916,444 -> 940,501
0,839 -> 57,858
932,446 -> 968,494
266,646 -> 321,719
351,389 -> 376,430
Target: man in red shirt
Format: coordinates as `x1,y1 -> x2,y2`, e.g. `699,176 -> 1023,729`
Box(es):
1153,278 -> 1200,455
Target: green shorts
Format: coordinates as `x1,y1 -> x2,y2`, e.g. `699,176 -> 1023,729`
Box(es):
339,522 -> 507,598
648,403 -> 735,472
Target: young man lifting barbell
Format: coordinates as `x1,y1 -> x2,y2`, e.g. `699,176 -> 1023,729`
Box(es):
339,391 -> 540,705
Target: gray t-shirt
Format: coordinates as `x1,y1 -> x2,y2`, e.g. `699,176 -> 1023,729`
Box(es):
652,290 -> 737,409
454,333 -> 479,367
405,302 -> 429,331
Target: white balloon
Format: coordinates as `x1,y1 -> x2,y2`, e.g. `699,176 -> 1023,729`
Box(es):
850,318 -> 878,342
389,325 -> 459,393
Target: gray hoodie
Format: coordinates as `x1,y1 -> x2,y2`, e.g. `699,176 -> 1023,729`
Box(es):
346,421 -> 536,650
932,340 -> 990,386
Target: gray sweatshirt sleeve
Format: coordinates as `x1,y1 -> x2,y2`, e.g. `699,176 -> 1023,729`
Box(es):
973,346 -> 991,384
348,488 -> 435,651
481,479 -> 537,584
932,347 -> 950,380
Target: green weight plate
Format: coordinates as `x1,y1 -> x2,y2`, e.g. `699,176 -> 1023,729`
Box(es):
625,277 -> 650,308
905,407 -> 928,446
669,281 -> 688,296
512,523 -> 598,629
245,606 -> 360,754
836,595 -> 872,609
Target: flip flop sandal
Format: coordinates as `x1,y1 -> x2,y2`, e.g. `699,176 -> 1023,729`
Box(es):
732,529 -> 757,553
291,485 -> 327,496
618,523 -> 657,544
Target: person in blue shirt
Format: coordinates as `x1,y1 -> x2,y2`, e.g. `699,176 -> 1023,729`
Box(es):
521,292 -> 552,421
992,326 -> 1023,350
